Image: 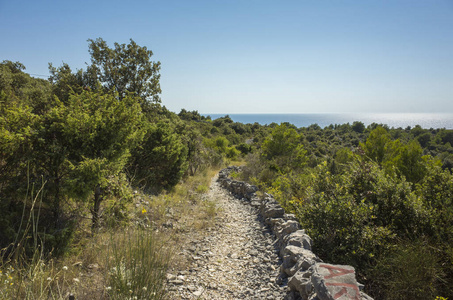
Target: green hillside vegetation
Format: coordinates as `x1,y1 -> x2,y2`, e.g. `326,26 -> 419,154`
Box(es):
0,39 -> 253,299
242,123 -> 453,300
2,39 -> 453,299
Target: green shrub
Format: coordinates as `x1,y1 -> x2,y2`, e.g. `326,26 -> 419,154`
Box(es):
372,240 -> 445,300
226,146 -> 240,159
236,143 -> 252,155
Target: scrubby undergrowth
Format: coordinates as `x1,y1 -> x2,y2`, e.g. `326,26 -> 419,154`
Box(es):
0,167 -> 224,299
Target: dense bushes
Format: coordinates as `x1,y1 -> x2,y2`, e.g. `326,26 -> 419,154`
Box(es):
243,123 -> 453,299
1,42 -> 254,258
1,85 -> 145,251
3,37 -> 453,299
127,121 -> 188,193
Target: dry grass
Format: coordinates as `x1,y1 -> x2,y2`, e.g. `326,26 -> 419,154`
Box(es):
0,234 -> 107,299
1,166 -> 224,299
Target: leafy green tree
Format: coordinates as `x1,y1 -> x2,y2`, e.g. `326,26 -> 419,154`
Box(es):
22,90 -> 144,230
438,152 -> 453,171
48,63 -> 86,103
352,121 -> 365,133
417,164 -> 453,241
230,122 -> 249,135
416,132 -> 431,148
361,126 -> 391,165
307,123 -> 321,131
298,161 -> 392,270
0,93 -> 38,248
331,147 -> 355,174
1,60 -> 26,93
236,143 -> 252,155
225,146 -> 240,159
0,63 -> 77,253
128,121 -> 188,192
178,109 -> 202,121
213,136 -> 229,152
440,130 -> 453,145
261,124 -> 307,172
391,140 -> 431,183
1,60 -> 52,114
87,38 -> 161,108
411,124 -> 425,137
212,115 -> 233,127
60,91 -> 144,229
416,164 -> 453,297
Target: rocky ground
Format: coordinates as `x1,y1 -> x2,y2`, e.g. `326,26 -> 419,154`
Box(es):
166,174 -> 289,299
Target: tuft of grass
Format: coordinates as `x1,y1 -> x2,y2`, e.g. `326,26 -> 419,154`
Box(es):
229,171 -> 240,179
195,184 -> 209,194
0,242 -> 84,300
106,228 -> 171,300
204,200 -> 217,218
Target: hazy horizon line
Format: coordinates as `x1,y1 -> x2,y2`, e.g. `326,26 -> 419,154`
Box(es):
201,112 -> 453,115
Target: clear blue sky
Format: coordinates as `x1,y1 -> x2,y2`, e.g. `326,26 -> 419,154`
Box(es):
1,0 -> 452,114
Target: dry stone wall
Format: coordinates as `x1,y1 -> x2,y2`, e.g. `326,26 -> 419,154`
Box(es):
218,166 -> 374,300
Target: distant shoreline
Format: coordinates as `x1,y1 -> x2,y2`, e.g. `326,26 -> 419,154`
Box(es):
204,113 -> 453,129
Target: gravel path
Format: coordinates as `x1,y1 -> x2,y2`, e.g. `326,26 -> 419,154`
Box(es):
167,174 -> 288,299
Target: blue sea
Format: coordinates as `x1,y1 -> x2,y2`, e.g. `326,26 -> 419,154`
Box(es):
205,113 -> 453,129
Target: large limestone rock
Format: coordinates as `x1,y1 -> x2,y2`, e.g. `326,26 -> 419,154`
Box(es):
283,230 -> 313,251
264,206 -> 285,219
276,220 -> 300,240
288,268 -> 314,299
289,263 -> 370,300
281,245 -> 320,276
311,263 -> 361,300
250,196 -> 262,208
262,202 -> 285,219
243,183 -> 258,199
